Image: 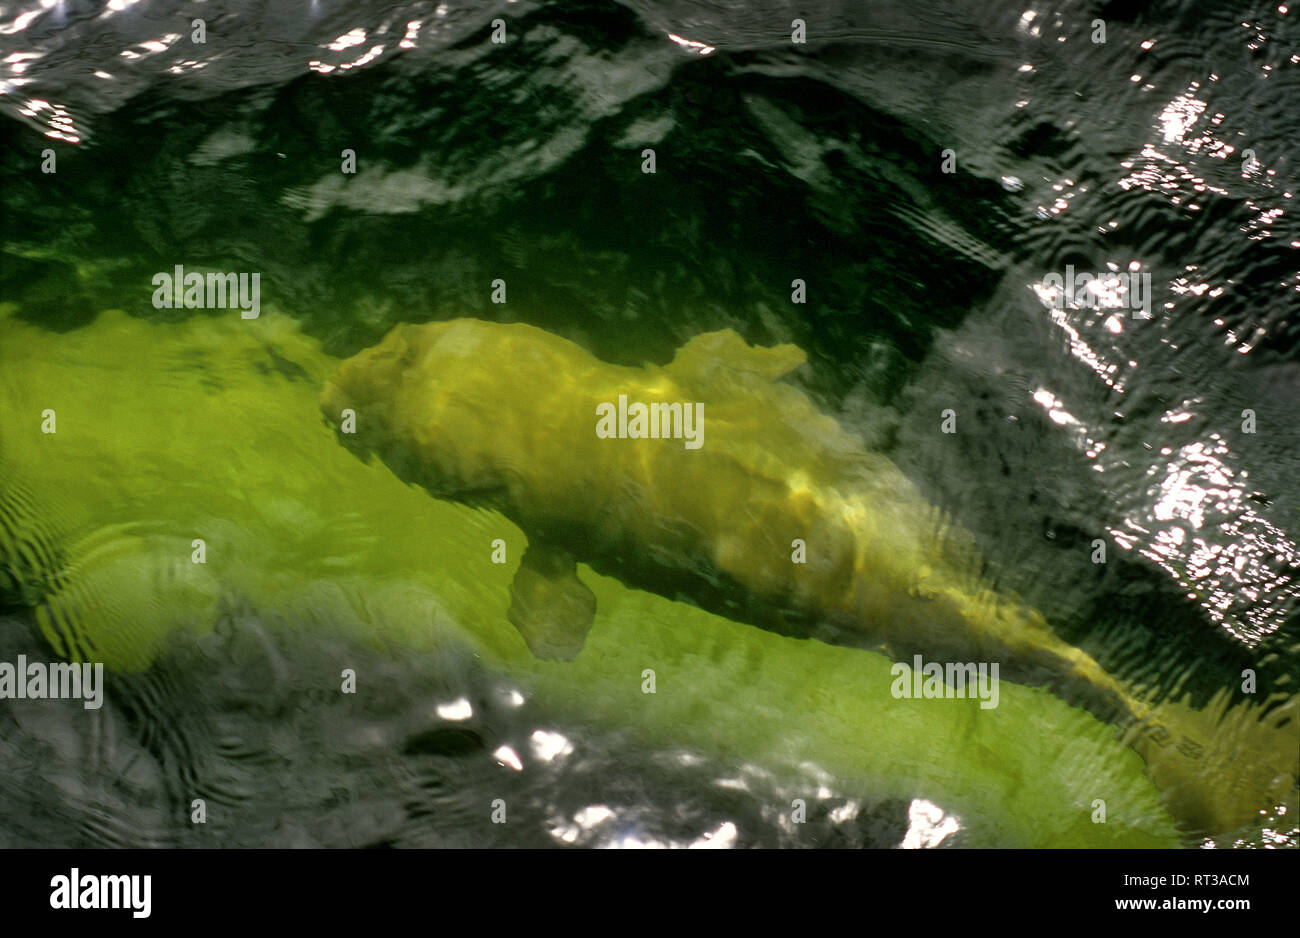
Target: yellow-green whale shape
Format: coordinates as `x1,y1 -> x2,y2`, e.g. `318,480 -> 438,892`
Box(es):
321,317 -> 1299,838
0,303 -> 1196,847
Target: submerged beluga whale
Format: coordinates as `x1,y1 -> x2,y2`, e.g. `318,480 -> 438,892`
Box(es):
321,317 -> 1298,836
320,319 -> 1124,691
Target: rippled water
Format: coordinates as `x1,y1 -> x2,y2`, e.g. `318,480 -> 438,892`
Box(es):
0,0 -> 1296,848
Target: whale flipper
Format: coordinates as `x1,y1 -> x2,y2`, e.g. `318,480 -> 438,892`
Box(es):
507,541 -> 596,661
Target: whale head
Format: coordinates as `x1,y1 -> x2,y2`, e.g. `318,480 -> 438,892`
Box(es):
320,318 -> 605,504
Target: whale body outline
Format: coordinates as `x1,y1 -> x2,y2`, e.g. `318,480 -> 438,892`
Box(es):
322,316 -> 1299,837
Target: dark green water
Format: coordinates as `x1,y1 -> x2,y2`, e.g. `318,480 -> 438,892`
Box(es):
0,0 -> 1297,848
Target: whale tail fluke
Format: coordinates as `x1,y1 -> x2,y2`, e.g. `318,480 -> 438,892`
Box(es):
1123,689 -> 1299,839
937,579 -> 1297,837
